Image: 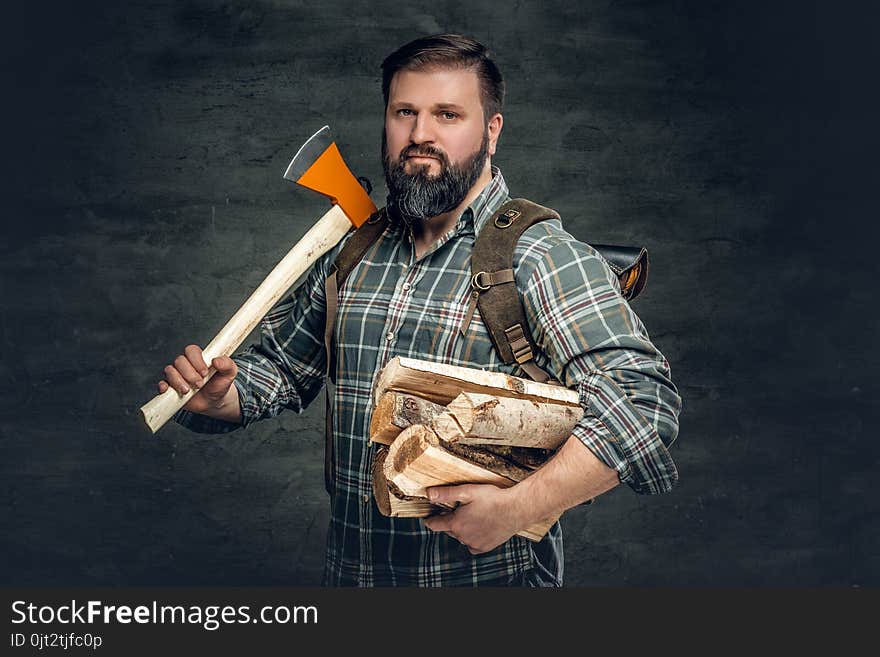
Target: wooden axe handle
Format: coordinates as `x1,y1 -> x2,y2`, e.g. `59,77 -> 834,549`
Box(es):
140,204 -> 353,433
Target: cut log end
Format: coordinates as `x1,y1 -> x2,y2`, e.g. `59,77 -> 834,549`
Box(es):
369,393 -> 399,445
431,412 -> 466,443
370,392 -> 449,445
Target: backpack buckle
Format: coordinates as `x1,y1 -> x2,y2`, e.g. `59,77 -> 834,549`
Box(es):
494,208 -> 521,228
472,271 -> 492,291
504,324 -> 534,363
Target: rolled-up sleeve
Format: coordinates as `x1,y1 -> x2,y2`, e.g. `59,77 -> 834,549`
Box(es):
519,237 -> 681,494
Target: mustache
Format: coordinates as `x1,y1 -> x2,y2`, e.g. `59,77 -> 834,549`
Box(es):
400,144 -> 449,164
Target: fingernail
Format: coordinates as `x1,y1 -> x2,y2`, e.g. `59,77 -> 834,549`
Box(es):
181,386 -> 190,394
427,490 -> 437,502
201,369 -> 209,376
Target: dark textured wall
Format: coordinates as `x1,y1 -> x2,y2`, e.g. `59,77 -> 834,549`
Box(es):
2,1 -> 877,586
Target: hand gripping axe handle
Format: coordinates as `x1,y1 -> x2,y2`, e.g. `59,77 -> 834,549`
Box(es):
140,126 -> 376,433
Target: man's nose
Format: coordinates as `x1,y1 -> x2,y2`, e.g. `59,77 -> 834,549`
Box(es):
409,113 -> 434,144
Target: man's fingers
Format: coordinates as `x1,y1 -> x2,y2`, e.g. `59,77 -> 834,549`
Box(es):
173,354 -> 204,389
158,347 -> 234,405
211,355 -> 238,376
203,357 -> 237,393
423,516 -> 468,548
184,344 -> 209,376
428,484 -> 474,507
423,514 -> 453,533
163,365 -> 191,394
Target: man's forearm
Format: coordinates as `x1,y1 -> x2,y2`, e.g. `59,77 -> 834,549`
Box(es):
510,435 -> 620,527
423,434 -> 622,554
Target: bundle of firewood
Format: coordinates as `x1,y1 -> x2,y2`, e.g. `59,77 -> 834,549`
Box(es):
368,357 -> 582,541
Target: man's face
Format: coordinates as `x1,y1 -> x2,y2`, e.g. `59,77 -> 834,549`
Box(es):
382,66 -> 502,223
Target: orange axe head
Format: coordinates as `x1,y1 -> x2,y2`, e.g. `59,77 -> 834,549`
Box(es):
283,125 -> 377,227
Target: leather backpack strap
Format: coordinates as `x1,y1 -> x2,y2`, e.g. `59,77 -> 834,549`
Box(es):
464,198 -> 560,384
322,208 -> 388,494
323,208 -> 389,382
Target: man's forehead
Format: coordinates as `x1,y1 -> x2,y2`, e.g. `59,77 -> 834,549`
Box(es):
388,66 -> 482,105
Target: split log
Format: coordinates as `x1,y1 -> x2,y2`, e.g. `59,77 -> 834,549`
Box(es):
372,447 -> 438,517
384,425 -> 523,495
370,392 -> 552,468
383,425 -> 559,541
373,445 -> 518,519
372,356 -> 579,407
370,392 -> 448,445
432,392 -> 580,450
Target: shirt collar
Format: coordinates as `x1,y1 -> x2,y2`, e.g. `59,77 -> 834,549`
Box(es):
456,165 -> 510,237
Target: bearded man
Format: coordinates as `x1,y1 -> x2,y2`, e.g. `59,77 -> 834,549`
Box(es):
159,34 -> 681,586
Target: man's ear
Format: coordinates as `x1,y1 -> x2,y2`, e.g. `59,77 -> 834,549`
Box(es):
487,113 -> 503,156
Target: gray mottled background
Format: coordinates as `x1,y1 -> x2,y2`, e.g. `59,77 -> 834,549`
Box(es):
1,0 -> 877,586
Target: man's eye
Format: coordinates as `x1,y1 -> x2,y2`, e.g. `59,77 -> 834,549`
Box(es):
398,109 -> 414,116
441,112 -> 458,120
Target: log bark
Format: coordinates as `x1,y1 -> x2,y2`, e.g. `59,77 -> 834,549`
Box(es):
370,392 -> 448,445
438,441 -> 534,482
372,356 -> 579,407
383,425 -> 559,541
468,445 -> 554,471
433,391 -> 580,450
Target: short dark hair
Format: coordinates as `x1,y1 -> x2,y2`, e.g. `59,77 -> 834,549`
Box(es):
381,34 -> 505,120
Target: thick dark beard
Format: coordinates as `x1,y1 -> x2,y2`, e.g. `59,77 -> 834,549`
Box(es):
382,129 -> 490,228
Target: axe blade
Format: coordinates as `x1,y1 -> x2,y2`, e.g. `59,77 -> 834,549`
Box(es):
282,125 -> 377,228
283,125 -> 332,183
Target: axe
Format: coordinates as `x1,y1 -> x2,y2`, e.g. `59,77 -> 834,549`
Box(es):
140,126 -> 376,433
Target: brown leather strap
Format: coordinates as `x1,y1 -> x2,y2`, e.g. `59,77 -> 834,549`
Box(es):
472,269 -> 515,288
324,269 -> 339,379
322,268 -> 339,494
322,209 -> 388,495
467,198 -> 560,384
324,209 -> 389,383
333,211 -> 390,290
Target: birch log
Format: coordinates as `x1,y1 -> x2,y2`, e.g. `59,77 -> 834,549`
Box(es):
372,356 -> 580,407
370,392 -> 448,445
432,391 -> 581,450
371,447 -> 438,518
383,425 -> 559,541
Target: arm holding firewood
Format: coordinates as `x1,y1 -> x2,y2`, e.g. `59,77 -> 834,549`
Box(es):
424,436 -> 619,555
417,236 -> 682,552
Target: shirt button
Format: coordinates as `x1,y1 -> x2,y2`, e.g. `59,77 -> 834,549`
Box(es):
363,494 -> 370,504
402,282 -> 411,291
385,331 -> 394,342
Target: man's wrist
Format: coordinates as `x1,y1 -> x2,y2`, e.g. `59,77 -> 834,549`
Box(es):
206,383 -> 242,424
507,476 -> 555,533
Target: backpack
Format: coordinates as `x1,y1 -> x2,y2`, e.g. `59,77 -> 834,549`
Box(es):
320,198 -> 649,493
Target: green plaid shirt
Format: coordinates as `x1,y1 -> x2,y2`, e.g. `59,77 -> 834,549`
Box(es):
175,168 -> 681,586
